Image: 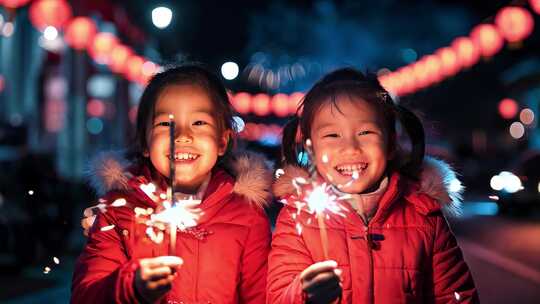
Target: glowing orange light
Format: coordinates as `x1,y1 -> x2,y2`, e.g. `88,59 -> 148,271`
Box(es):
109,44 -> 132,74
495,6 -> 534,43
28,0 -> 72,31
2,0 -> 31,9
451,36 -> 480,68
289,92 -> 305,115
231,92 -> 251,115
64,17 -> 97,50
435,47 -> 461,77
272,93 -> 290,117
531,0 -> 540,14
89,32 -> 119,65
252,94 -> 271,116
470,24 -> 504,58
125,55 -> 144,82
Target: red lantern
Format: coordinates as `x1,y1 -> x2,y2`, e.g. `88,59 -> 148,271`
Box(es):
423,54 -> 443,84
64,17 -> 97,50
232,92 -> 251,114
412,60 -> 429,90
89,32 -> 119,65
272,93 -> 290,117
397,66 -> 416,95
470,24 -> 504,58
288,92 -> 304,115
435,47 -> 461,77
28,0 -> 72,31
1,0 -> 31,9
530,0 -> 540,14
125,55 -> 144,82
498,98 -> 519,119
451,36 -> 480,68
109,44 -> 132,74
495,7 -> 534,43
252,94 -> 271,116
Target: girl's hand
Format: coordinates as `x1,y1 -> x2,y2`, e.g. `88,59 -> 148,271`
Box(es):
300,260 -> 343,304
135,256 -> 183,303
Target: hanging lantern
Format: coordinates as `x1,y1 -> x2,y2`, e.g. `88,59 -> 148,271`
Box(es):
109,44 -> 132,73
252,93 -> 271,116
530,0 -> 540,14
125,55 -> 144,82
495,6 -> 534,43
89,32 -> 119,65
29,0 -> 72,31
435,47 -> 461,77
451,36 -> 480,68
397,66 -> 416,95
423,54 -> 443,85
411,59 -> 429,90
271,93 -> 290,117
64,17 -> 97,50
470,24 -> 504,58
232,92 -> 251,115
1,0 -> 31,9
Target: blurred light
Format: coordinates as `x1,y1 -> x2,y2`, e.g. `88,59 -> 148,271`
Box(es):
297,151 -> 309,166
128,106 -> 138,124
519,108 -> 534,125
89,32 -> 119,65
272,93 -> 290,117
449,179 -> 463,193
28,190 -> 34,195
44,99 -> 66,132
435,47 -> 461,77
509,121 -> 525,139
531,0 -> 540,14
10,113 -> 23,126
152,7 -> 173,29
231,92 -> 251,114
376,68 -> 391,77
65,17 -> 97,50
490,175 -> 504,191
232,116 -> 245,133
0,75 -> 4,93
252,94 -> 271,116
499,171 -> 523,193
2,0 -> 32,9
109,44 -> 132,73
498,98 -> 519,119
29,0 -> 72,31
87,75 -> 115,98
86,117 -> 103,134
125,55 -> 144,82
470,24 -> 504,58
38,34 -> 64,52
538,181 -> 540,193
0,14 -> 3,29
495,6 -> 534,43
129,82 -> 143,105
462,201 -> 499,216
289,92 -> 304,115
221,61 -> 239,80
451,36 -> 480,68
2,22 -> 15,37
43,26 -> 58,40
86,99 -> 106,117
401,48 -> 417,63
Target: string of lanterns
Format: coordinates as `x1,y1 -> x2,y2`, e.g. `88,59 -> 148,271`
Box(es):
379,2 -> 540,97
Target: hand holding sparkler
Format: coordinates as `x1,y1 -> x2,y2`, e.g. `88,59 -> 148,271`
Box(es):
135,256 -> 183,303
300,260 -> 343,304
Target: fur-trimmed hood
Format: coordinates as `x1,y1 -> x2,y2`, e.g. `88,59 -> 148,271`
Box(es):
86,150 -> 273,209
272,157 -> 464,217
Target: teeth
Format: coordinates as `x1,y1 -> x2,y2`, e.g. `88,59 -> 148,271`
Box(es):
336,163 -> 367,173
174,153 -> 198,160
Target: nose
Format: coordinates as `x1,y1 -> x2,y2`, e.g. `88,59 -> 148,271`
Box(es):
174,127 -> 193,144
341,135 -> 362,154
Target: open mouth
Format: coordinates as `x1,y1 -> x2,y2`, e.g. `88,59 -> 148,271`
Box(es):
169,152 -> 200,162
335,162 -> 368,176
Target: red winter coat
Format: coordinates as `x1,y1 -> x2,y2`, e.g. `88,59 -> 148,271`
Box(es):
268,158 -> 478,304
72,152 -> 272,304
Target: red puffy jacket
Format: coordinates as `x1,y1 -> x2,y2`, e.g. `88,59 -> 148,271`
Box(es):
72,152 -> 272,304
268,158 -> 479,304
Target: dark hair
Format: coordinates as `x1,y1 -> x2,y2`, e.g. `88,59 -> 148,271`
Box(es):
281,67 -> 425,179
129,63 -> 236,166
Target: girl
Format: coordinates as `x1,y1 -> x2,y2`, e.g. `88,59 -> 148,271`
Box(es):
267,68 -> 478,303
72,65 -> 272,304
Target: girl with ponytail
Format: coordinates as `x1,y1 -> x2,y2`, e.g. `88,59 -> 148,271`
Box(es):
268,68 -> 478,303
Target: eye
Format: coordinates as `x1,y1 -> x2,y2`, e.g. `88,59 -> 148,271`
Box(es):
358,130 -> 374,136
155,121 -> 171,127
323,133 -> 339,138
193,120 -> 208,126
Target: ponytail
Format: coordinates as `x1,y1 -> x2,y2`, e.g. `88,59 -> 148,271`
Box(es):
394,105 -> 425,179
281,116 -> 302,166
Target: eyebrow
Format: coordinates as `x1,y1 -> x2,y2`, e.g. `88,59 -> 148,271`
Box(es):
154,109 -> 214,117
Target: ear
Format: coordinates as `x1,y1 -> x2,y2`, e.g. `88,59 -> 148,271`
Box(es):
218,130 -> 232,156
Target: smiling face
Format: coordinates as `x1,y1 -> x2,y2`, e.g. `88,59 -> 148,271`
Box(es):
145,84 -> 230,194
309,96 -> 391,194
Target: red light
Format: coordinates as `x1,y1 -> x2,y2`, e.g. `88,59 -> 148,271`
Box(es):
435,47 -> 461,77
498,98 -> 519,119
451,37 -> 480,68
231,92 -> 251,114
495,6 -> 534,43
531,0 -> 540,14
288,92 -> 305,115
470,24 -> 504,58
89,32 -> 119,65
64,17 -> 97,50
0,75 -> 4,93
87,99 -> 106,117
252,94 -> 271,116
129,106 -> 138,124
2,0 -> 32,9
272,93 -> 290,117
29,0 -> 72,31
109,44 -> 132,74
125,55 -> 144,83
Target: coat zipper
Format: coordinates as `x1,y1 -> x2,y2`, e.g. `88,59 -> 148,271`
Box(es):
365,223 -> 374,304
